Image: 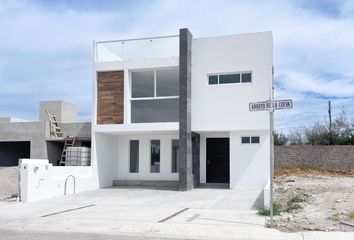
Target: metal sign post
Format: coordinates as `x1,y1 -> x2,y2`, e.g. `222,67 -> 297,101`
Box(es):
269,99 -> 274,226
249,98 -> 293,226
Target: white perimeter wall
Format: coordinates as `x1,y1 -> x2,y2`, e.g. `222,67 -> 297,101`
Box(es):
191,32 -> 273,131
19,159 -> 97,202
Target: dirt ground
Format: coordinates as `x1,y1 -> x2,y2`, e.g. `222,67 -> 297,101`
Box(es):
274,168 -> 354,232
0,167 -> 19,201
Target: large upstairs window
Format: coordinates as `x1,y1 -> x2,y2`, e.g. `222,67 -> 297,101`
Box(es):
131,68 -> 179,123
131,71 -> 155,98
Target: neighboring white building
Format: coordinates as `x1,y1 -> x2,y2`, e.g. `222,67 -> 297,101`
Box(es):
92,28 -> 273,199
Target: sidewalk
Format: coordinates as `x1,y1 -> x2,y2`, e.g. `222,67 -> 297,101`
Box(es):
0,188 -> 353,240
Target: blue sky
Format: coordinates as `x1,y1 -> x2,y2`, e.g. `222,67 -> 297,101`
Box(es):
0,0 -> 353,131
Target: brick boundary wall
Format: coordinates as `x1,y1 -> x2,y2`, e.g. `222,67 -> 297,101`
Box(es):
274,145 -> 354,171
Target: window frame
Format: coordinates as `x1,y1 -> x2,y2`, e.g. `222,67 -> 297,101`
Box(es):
218,73 -> 241,84
251,136 -> 260,144
171,139 -> 179,173
208,75 -> 219,85
207,71 -> 253,85
150,139 -> 161,173
155,68 -> 180,97
241,72 -> 252,83
130,68 -> 179,101
130,98 -> 179,123
131,70 -> 155,98
130,68 -> 180,123
241,136 -> 251,144
129,140 -> 139,173
241,136 -> 261,144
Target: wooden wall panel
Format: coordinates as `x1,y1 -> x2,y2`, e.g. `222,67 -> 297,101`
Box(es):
97,71 -> 124,124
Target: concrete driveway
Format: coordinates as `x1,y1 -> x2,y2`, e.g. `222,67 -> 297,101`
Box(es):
0,188 -> 353,240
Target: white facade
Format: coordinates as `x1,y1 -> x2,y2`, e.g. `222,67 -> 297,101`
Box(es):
116,134 -> 179,181
92,30 -> 273,203
92,57 -> 180,187
192,32 -> 272,131
192,32 -> 273,190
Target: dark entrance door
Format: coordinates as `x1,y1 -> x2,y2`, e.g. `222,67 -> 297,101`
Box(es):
206,138 -> 230,183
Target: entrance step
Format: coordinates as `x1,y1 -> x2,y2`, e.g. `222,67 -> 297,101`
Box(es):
198,183 -> 230,189
113,180 -> 179,190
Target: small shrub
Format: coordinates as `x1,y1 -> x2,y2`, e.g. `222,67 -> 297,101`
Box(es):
288,195 -> 305,204
285,203 -> 302,212
274,132 -> 288,146
331,213 -> 340,222
285,195 -> 305,213
258,203 -> 282,216
348,212 -> 354,220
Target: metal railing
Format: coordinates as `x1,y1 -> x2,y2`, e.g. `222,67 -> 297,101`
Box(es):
95,35 -> 179,63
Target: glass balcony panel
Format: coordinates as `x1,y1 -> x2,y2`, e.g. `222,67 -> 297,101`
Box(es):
96,35 -> 179,62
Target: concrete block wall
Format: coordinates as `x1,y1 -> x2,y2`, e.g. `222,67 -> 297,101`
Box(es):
39,101 -> 77,123
0,121 -> 48,159
275,145 -> 354,171
0,122 -> 91,157
61,122 -> 91,139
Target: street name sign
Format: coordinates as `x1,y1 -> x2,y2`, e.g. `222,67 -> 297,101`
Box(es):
249,99 -> 293,112
248,98 -> 293,226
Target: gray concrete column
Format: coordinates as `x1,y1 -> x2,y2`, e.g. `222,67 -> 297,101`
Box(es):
192,133 -> 200,187
179,28 -> 193,191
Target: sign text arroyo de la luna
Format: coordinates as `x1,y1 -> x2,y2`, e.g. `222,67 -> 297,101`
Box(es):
248,97 -> 293,226
249,99 -> 293,112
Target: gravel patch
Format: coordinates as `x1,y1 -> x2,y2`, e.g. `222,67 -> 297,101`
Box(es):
0,167 -> 19,200
273,173 -> 354,232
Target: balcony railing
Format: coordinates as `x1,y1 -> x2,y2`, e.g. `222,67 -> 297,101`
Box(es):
95,35 -> 179,63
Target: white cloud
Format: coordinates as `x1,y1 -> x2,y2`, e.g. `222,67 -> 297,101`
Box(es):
0,0 -> 129,52
277,71 -> 354,98
0,0 -> 353,127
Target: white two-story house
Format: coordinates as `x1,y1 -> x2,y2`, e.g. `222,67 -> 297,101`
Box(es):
92,29 -> 273,196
